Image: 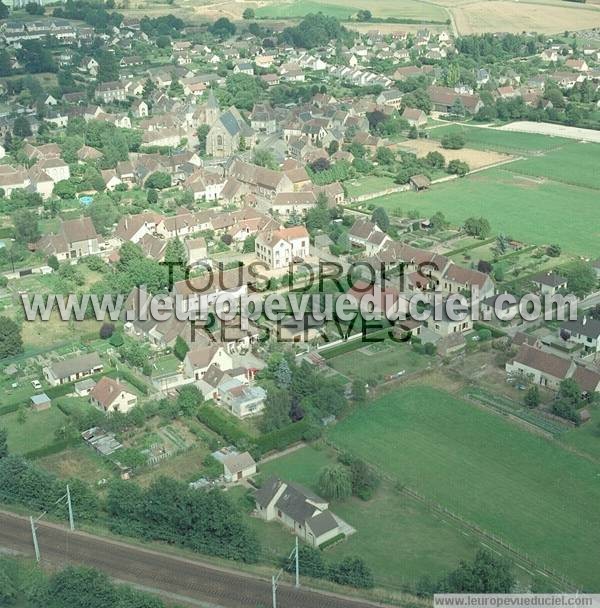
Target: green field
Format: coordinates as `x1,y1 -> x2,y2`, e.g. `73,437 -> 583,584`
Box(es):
258,446 -> 482,587
369,168 -> 600,256
345,175 -> 397,199
428,125 -> 571,154
1,406 -> 69,455
509,142 -> 600,191
328,386 -> 600,589
255,0 -> 448,21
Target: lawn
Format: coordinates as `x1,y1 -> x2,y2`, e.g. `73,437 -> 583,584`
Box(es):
257,446 -> 482,587
1,406 -> 69,455
559,408 -> 600,462
37,445 -> 115,483
327,340 -> 431,383
369,168 -> 600,256
344,175 -> 397,199
428,124 -> 571,154
328,386 -> 600,589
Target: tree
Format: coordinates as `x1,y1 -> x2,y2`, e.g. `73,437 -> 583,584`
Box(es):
328,557 -> 374,589
260,387 -> 292,432
284,545 -> 325,578
252,147 -> 276,169
371,207 -> 390,232
563,260 -> 596,298
145,172 -> 171,190
356,9 -> 372,21
426,151 -> 445,169
0,428 -> 7,459
87,196 -> 119,236
12,209 -> 40,244
524,385 -> 540,408
197,124 -> 210,154
12,116 -> 32,138
558,378 -> 581,407
546,244 -> 561,258
477,260 -> 492,274
351,379 -> 366,402
53,180 -> 77,200
99,323 -> 114,339
25,1 -> 44,14
0,1 -> 8,19
242,7 -> 255,18
174,334 -> 189,361
443,549 -> 515,593
464,216 -> 491,239
447,159 -> 469,176
318,464 -> 352,500
450,97 -> 466,117
441,132 -> 465,149
210,17 -> 236,40
408,125 -> 418,139
0,316 -> 23,359
306,192 -> 331,234
147,188 -> 158,205
177,385 -> 203,416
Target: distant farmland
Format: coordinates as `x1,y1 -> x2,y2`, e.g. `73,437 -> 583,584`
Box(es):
328,386 -> 600,589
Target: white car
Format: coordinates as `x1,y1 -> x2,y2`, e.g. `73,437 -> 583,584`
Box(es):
31,380 -> 42,390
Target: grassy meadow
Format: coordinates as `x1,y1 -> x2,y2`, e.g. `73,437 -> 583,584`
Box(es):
327,386 -> 600,589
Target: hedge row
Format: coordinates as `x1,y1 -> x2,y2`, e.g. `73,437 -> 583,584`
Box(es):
23,437 -> 80,460
254,419 -> 314,455
319,533 -> 345,550
197,406 -> 251,447
0,403 -> 20,417
445,236 -> 496,257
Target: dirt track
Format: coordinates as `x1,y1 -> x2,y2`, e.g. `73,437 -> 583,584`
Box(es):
0,511 -> 393,608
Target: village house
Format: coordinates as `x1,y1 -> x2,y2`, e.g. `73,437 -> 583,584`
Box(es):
531,271 -> 568,296
90,376 -> 138,414
37,217 -> 100,260
559,317 -> 600,355
222,451 -> 256,482
255,477 -> 344,548
348,219 -> 392,256
44,352 -> 104,386
271,192 -> 317,217
218,378 -> 267,418
183,345 -> 233,380
255,226 -> 309,270
402,107 -> 427,127
506,344 -> 575,390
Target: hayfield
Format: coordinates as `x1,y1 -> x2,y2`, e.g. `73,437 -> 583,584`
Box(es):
397,138 -> 511,171
428,125 -> 571,155
451,0 -> 600,34
328,386 -> 600,589
1,407 -> 69,455
368,168 -> 600,256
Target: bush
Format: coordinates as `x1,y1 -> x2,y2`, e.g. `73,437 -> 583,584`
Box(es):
254,419 -> 314,455
109,332 -> 124,347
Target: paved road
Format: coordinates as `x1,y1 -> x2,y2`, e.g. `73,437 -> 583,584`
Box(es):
0,511 -> 391,608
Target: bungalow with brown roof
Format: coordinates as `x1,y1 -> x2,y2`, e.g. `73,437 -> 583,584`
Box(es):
90,376 -> 138,414
506,344 -> 575,390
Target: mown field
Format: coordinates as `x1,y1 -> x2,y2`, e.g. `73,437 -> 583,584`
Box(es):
254,0 -> 448,21
328,386 -> 600,589
509,142 -> 600,191
256,445 -> 482,587
428,125 -> 571,154
368,168 -> 600,256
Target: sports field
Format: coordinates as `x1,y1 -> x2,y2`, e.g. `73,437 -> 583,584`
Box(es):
328,386 -> 600,589
368,168 -> 600,256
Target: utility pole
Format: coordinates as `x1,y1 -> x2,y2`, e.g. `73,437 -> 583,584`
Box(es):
272,574 -> 278,608
295,536 -> 300,588
30,516 -> 40,563
66,484 -> 74,531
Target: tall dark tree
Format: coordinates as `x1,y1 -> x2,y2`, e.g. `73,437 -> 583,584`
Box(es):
0,317 -> 23,359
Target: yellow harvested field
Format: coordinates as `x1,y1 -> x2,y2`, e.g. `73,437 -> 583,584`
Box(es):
452,1 -> 600,34
396,139 -> 512,170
